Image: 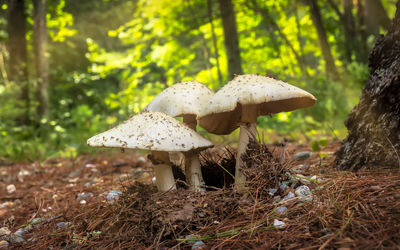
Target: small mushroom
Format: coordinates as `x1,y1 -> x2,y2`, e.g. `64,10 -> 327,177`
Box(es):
142,81 -> 214,130
87,112 -> 213,192
142,81 -> 214,191
198,74 -> 316,188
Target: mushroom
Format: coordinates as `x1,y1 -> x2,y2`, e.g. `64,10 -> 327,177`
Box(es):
198,74 -> 316,188
142,81 -> 214,191
87,112 -> 213,192
142,81 -> 214,130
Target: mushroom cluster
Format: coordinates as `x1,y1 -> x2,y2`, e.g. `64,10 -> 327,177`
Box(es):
87,74 -> 316,192
142,81 -> 214,191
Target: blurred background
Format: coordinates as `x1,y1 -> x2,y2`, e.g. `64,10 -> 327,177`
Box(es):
0,0 -> 397,161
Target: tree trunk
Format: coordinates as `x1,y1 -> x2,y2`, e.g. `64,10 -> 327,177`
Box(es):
334,1 -> 400,171
207,0 -> 223,86
218,0 -> 242,79
327,0 -> 363,63
342,0 -> 359,62
33,0 -> 49,119
364,0 -> 391,36
7,0 -> 29,124
306,0 -> 339,80
356,0 -> 369,62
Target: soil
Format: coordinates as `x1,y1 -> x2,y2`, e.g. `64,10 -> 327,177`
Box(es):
0,140 -> 399,249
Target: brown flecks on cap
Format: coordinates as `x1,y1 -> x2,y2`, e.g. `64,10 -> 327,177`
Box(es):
87,112 -> 213,152
142,81 -> 214,118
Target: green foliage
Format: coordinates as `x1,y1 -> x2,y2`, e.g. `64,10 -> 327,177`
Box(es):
0,0 -> 396,161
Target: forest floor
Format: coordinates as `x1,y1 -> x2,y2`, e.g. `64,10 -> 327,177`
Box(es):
0,140 -> 399,249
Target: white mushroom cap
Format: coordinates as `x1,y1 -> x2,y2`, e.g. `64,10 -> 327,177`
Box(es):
142,81 -> 214,119
198,74 -> 317,134
87,112 -> 213,152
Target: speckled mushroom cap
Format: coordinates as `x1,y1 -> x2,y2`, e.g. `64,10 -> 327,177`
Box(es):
198,74 -> 317,134
87,112 -> 213,152
142,81 -> 214,120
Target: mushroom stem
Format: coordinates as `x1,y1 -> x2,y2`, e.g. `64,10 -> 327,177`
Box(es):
184,151 -> 205,191
235,122 -> 257,188
183,115 -> 197,130
153,164 -> 176,191
151,151 -> 176,191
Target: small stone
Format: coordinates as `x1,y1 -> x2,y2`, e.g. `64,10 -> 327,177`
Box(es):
80,200 -> 87,205
292,152 -> 312,161
68,177 -> 79,183
268,188 -> 278,196
68,169 -> 82,178
85,163 -> 96,168
118,173 -> 130,181
132,169 -> 150,179
77,192 -> 93,201
56,222 -> 71,228
137,156 -> 146,165
31,218 -> 42,225
292,164 -> 310,173
192,240 -> 206,249
6,184 -> 16,194
18,170 -> 30,177
0,240 -> 9,248
0,227 -> 10,238
295,185 -> 311,197
283,192 -> 295,200
275,206 -> 287,214
14,228 -> 26,237
279,182 -> 289,191
106,190 -> 122,203
9,234 -> 24,243
273,219 -> 286,229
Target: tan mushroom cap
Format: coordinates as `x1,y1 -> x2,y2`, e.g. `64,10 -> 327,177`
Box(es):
87,112 -> 213,152
142,81 -> 214,120
198,74 -> 317,134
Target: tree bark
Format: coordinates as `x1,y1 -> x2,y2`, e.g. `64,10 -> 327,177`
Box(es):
207,0 -> 223,86
306,0 -> 339,80
218,0 -> 242,79
7,0 -> 30,124
334,0 -> 400,171
33,0 -> 49,119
